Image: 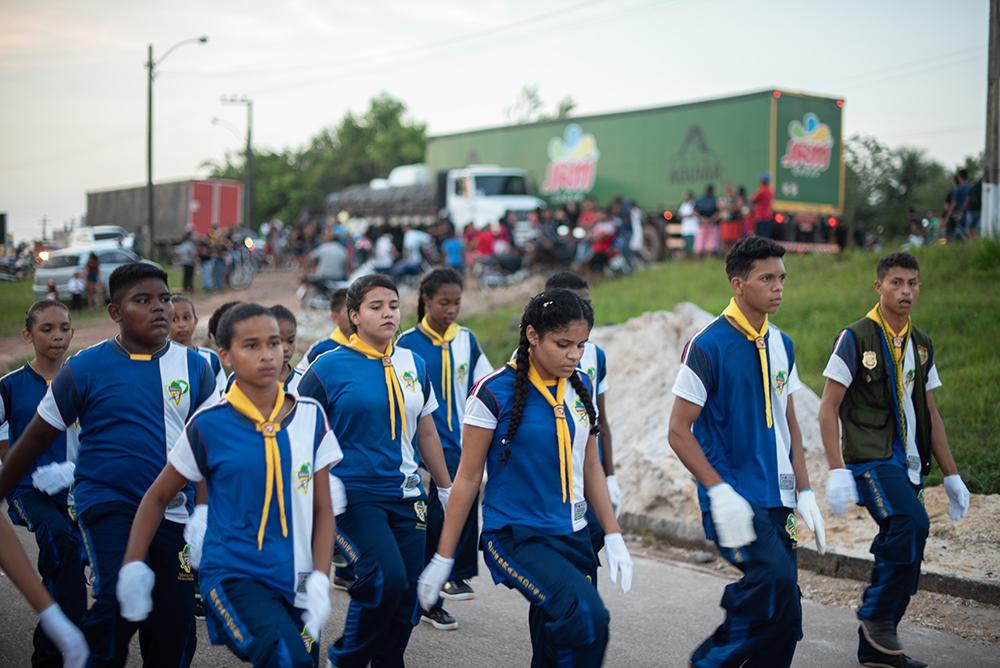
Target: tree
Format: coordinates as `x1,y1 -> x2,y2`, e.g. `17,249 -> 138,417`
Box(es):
504,85 -> 577,124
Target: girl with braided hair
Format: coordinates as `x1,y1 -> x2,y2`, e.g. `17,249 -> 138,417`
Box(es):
418,288 -> 633,667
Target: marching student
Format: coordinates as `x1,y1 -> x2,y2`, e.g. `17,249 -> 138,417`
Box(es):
819,252 -> 969,668
116,303 -> 340,668
0,300 -> 87,667
170,293 -> 228,395
297,274 -> 454,667
207,300 -> 243,350
668,237 -> 825,668
270,305 -> 305,394
419,289 -> 633,667
397,268 -> 493,630
296,288 -> 350,373
543,271 -> 622,559
0,262 -> 219,667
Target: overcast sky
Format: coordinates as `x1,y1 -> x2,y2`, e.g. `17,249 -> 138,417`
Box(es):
0,0 -> 989,241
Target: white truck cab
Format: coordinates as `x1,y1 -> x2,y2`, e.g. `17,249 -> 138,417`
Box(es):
445,166 -> 545,230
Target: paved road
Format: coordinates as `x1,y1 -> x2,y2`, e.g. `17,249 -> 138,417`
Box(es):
1,529 -> 997,667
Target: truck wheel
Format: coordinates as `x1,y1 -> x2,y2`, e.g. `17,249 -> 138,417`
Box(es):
643,221 -> 666,262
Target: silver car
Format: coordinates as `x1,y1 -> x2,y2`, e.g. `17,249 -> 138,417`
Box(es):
33,246 -> 160,301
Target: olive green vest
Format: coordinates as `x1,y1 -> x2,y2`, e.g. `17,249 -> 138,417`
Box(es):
839,317 -> 934,475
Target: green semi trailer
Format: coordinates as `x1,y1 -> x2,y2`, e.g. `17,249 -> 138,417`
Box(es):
427,88 -> 844,243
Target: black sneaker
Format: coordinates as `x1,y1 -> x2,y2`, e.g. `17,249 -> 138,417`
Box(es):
441,579 -> 476,601
420,607 -> 458,630
332,574 -> 355,592
193,594 -> 205,621
860,619 -> 903,655
858,626 -> 926,667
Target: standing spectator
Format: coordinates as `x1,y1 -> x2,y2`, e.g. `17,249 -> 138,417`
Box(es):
84,252 -> 101,308
943,170 -> 971,241
442,233 -> 466,274
373,228 -> 398,273
45,280 -> 59,302
752,174 -> 775,238
197,235 -> 214,292
67,272 -> 85,310
628,202 -> 645,260
694,185 -> 720,260
563,201 -> 580,227
961,177 -> 982,241
307,232 -> 349,281
719,182 -> 742,254
174,233 -> 196,293
679,192 -> 699,258
907,208 -> 924,248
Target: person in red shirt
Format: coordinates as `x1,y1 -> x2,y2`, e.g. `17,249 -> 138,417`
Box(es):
752,174 -> 775,239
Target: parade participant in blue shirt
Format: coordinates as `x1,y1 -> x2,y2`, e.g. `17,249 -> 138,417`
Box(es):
297,273 -> 454,668
397,268 -> 493,630
0,300 -> 87,667
270,305 -> 306,394
170,293 -> 227,396
819,252 -> 968,668
668,237 -> 825,668
296,288 -> 350,373
0,262 -> 218,667
117,303 -> 340,668
419,289 -> 633,668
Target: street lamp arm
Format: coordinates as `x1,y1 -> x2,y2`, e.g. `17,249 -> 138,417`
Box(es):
154,35 -> 209,68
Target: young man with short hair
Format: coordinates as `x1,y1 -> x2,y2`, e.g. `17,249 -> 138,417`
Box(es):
819,252 -> 969,668
669,236 -> 825,668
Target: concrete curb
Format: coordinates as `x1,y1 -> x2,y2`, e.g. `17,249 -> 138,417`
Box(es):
620,511 -> 1000,607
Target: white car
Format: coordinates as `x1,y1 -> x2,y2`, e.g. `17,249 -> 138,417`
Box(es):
69,225 -> 135,250
33,246 -> 159,301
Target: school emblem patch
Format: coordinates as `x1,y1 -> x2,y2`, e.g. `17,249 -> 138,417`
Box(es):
586,367 -> 597,386
862,351 -> 878,370
413,500 -> 427,523
905,369 -> 916,387
573,398 -> 587,423
166,379 -> 190,407
297,462 -> 312,493
401,370 -> 419,392
456,362 -> 469,386
178,544 -> 193,574
785,513 -> 798,544
774,370 -> 787,395
917,345 -> 929,366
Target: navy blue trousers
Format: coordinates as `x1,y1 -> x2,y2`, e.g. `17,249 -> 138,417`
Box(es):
425,447 -> 479,587
329,496 -> 426,668
691,506 -> 802,668
203,578 -> 318,668
9,490 -> 88,668
482,526 -> 608,668
77,502 -> 196,668
855,464 -> 929,624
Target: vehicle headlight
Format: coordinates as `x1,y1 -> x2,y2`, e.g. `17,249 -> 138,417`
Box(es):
38,251 -> 49,262
243,237 -> 254,250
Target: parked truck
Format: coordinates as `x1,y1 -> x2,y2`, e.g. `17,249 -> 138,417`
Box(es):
86,178 -> 244,256
326,164 -> 546,231
426,89 -> 844,251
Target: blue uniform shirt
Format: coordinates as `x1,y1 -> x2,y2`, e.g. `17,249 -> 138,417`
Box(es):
672,317 -> 803,511
197,346 -> 228,396
169,394 -> 341,609
396,325 -> 493,454
37,339 -> 217,522
464,366 -> 595,535
294,335 -> 341,373
0,364 -> 73,502
298,345 -> 438,500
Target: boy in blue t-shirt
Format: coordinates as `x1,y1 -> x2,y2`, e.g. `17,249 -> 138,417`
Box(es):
668,237 -> 826,668
0,263 -> 218,667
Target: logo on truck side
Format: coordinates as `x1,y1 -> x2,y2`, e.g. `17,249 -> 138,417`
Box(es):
669,125 -> 722,184
780,113 -> 833,177
542,124 -> 600,201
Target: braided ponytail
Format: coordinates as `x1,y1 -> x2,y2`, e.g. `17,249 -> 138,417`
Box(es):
567,371 -> 600,436
502,328 -> 532,464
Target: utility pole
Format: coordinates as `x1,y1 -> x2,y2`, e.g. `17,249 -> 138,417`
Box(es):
41,215 -> 48,241
146,44 -> 154,258
221,95 -> 254,229
984,0 -> 1000,238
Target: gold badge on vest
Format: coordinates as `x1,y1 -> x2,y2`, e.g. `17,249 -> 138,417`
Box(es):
862,351 -> 878,370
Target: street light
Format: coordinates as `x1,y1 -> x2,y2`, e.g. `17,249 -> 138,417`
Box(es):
220,95 -> 254,230
146,35 -> 208,258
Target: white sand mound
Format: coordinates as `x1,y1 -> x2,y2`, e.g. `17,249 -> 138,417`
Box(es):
593,304 -> 1000,583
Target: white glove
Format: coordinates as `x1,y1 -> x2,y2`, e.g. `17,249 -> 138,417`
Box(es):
302,571 -> 331,640
329,475 -> 347,516
707,483 -> 756,548
116,561 -> 155,622
437,486 -> 451,514
826,468 -> 860,517
796,489 -> 827,554
602,532 -> 633,593
31,462 -> 75,495
943,474 -> 970,520
417,553 -> 453,610
38,603 -> 89,668
606,475 -> 622,518
183,504 -> 208,570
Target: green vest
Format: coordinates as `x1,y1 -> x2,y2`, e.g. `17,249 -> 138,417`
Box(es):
839,317 -> 934,475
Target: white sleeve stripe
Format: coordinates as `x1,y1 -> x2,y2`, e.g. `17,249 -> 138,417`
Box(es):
671,365 -> 708,407
36,391 -> 67,432
822,355 -> 853,388
463,415 -> 498,429
167,445 -> 203,482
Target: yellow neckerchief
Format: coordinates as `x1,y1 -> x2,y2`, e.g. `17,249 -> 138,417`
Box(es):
113,336 -> 168,362
225,381 -> 288,550
511,359 -> 574,504
417,316 -> 461,432
344,334 -> 407,440
722,297 -> 772,429
866,304 -> 911,444
329,327 -> 350,346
